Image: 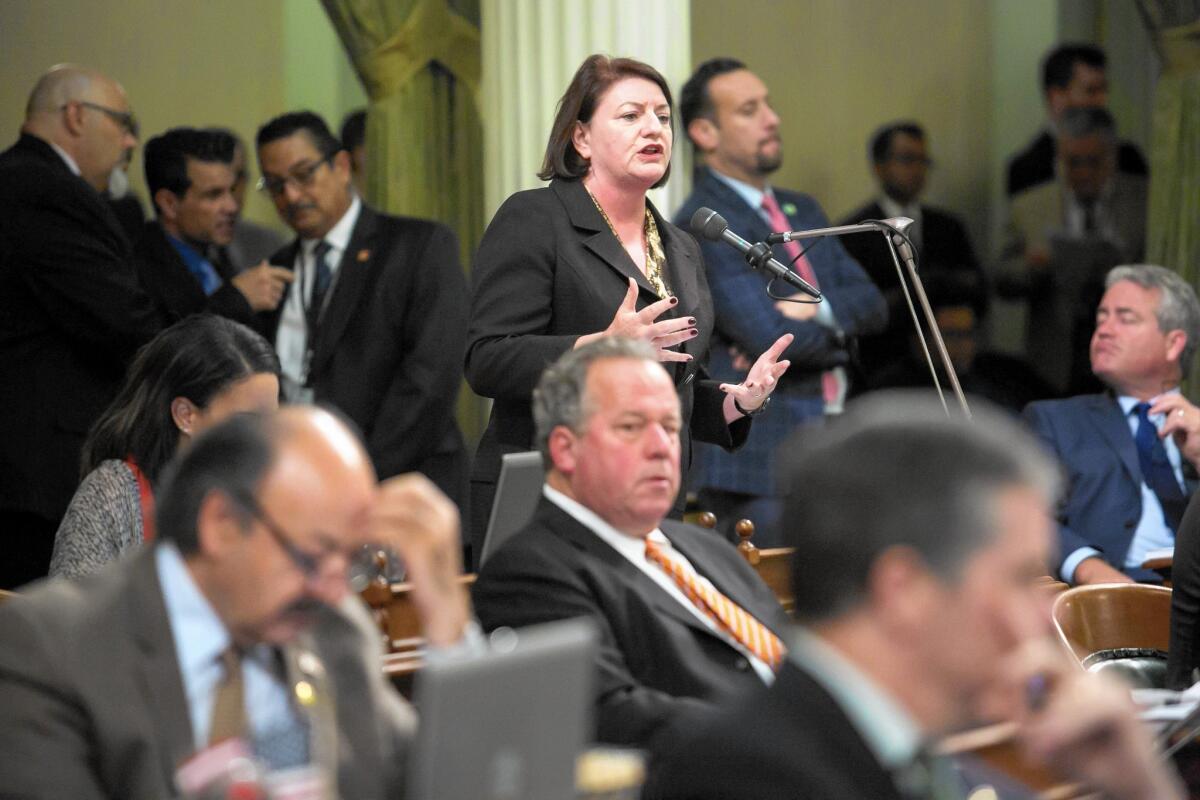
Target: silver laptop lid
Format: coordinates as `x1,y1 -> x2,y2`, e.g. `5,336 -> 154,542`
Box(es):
407,618 -> 598,800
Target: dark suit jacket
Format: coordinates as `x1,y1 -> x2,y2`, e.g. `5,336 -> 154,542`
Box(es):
465,180 -> 750,534
672,169 -> 887,496
647,660 -> 908,799
472,497 -> 790,748
1169,495 -> 1200,687
0,134 -> 163,520
0,546 -> 414,799
1024,393 -> 1195,581
1006,130 -> 1148,197
132,221 -> 255,325
838,199 -> 985,378
263,205 -> 468,508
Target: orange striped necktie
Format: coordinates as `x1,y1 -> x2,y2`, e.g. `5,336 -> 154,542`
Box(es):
644,537 -> 786,669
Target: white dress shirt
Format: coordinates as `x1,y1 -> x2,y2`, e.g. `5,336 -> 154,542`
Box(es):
543,485 -> 774,684
276,196 -> 362,403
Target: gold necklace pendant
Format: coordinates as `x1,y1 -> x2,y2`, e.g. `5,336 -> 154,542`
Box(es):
585,186 -> 672,300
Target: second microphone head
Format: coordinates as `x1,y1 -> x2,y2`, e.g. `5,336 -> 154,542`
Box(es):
690,207 -> 729,242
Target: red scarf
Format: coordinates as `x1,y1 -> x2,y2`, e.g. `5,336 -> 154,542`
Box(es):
124,457 -> 156,543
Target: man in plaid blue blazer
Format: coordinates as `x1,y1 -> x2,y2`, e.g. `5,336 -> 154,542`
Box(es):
674,59 -> 886,545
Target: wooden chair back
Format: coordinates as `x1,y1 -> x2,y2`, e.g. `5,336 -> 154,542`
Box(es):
1051,583 -> 1172,664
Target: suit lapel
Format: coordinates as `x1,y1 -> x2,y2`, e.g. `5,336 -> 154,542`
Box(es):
282,639 -> 340,787
126,548 -> 195,786
553,180 -> 660,300
664,523 -> 785,637
540,500 -> 722,638
1084,393 -> 1141,484
310,207 -> 377,377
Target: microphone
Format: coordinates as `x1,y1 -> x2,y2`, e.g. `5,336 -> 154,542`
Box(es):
690,208 -> 821,300
765,216 -> 915,245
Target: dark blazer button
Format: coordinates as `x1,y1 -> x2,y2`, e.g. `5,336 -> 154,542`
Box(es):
734,657 -> 750,671
1125,519 -> 1136,529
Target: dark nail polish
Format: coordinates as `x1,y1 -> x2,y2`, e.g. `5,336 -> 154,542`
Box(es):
669,297 -> 679,305
687,318 -> 696,326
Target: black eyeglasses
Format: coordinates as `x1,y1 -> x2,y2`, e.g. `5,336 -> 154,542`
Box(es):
231,492 -> 348,581
64,101 -> 139,138
256,153 -> 335,196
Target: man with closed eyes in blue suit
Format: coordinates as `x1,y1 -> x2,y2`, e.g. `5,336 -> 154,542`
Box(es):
1024,264 -> 1200,585
673,58 -> 886,545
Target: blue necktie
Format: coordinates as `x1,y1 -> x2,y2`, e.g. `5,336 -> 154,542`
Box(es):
1133,402 -> 1185,531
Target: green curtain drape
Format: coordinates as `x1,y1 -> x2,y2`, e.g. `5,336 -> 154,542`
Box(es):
1139,3 -> 1200,280
320,0 -> 487,442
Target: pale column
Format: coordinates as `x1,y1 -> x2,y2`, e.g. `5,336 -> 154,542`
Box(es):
481,0 -> 692,222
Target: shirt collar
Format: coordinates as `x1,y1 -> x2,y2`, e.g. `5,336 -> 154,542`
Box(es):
156,542 -> 230,680
542,484 -> 666,560
877,195 -> 922,224
709,168 -> 769,212
48,141 -> 81,176
301,194 -> 361,258
788,627 -> 923,769
1117,387 -> 1181,419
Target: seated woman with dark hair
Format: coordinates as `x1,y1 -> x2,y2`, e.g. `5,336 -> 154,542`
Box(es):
49,315 -> 280,578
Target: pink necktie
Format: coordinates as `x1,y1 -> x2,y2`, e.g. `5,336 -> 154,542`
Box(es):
760,192 -> 838,405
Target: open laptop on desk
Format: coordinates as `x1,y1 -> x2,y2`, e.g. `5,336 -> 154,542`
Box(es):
480,451 -> 544,566
406,618 -> 598,800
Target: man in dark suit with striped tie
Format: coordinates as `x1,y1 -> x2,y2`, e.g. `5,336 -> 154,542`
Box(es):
1024,264 -> 1200,585
472,338 -> 790,749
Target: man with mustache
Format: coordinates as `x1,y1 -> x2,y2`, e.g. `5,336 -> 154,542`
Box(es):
1024,265 -> 1200,585
473,338 -> 790,748
134,127 -> 293,324
255,111 -> 469,514
673,58 -> 886,546
0,64 -> 164,589
0,406 -> 473,798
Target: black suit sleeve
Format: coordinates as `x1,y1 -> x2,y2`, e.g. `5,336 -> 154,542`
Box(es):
204,281 -> 255,325
473,543 -> 718,747
465,192 -> 580,402
13,177 -> 161,367
366,223 -> 468,477
1169,496 -> 1200,688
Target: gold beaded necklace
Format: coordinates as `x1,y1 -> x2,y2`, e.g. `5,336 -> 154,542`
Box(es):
586,187 -> 672,300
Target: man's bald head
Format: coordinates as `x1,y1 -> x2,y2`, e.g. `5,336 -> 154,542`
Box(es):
156,406 -> 375,555
22,64 -> 137,192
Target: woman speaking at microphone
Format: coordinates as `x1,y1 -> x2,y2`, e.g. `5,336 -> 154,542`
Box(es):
465,54 -> 792,563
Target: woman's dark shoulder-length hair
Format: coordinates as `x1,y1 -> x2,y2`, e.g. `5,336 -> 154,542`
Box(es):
538,54 -> 674,188
81,315 -> 281,486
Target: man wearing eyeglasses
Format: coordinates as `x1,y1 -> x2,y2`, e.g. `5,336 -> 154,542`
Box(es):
0,405 -> 473,798
254,111 -> 469,518
0,64 -> 164,590
997,107 -> 1147,396
838,121 -> 986,379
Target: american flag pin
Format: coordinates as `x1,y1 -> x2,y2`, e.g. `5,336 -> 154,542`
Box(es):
357,249 -> 370,262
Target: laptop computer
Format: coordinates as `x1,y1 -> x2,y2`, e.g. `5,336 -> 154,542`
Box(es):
406,617 -> 598,800
480,450 -> 544,566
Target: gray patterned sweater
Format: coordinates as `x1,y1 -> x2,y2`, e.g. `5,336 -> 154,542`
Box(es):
49,459 -> 144,579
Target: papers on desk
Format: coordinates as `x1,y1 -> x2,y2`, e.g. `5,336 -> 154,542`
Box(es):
1134,688 -> 1199,724
1143,546 -> 1175,563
